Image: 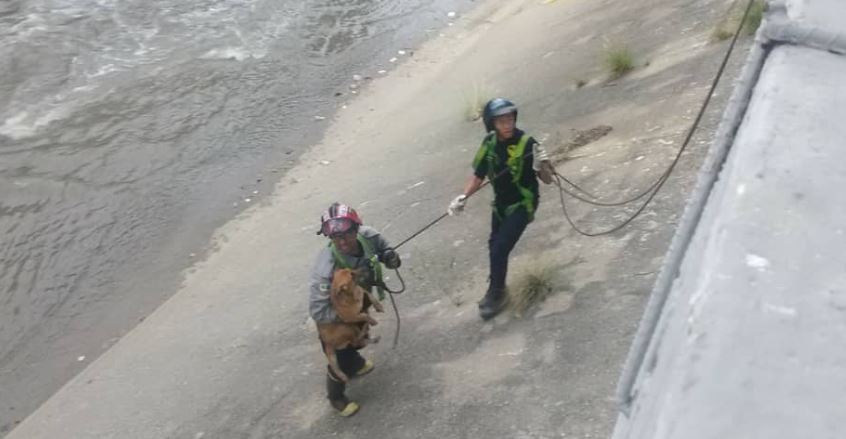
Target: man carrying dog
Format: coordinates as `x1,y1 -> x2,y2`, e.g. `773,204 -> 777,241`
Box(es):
447,98 -> 554,320
309,202 -> 401,417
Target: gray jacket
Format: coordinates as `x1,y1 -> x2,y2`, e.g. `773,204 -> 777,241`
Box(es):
308,226 -> 392,323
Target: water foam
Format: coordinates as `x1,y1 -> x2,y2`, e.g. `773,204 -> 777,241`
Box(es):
201,47 -> 266,61
0,108 -> 70,140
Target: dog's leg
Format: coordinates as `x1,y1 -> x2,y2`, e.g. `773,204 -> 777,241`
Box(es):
364,290 -> 385,313
323,344 -> 349,383
362,313 -> 378,326
359,324 -> 380,345
345,312 -> 378,326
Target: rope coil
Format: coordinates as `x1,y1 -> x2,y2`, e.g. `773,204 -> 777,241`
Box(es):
382,0 -> 753,348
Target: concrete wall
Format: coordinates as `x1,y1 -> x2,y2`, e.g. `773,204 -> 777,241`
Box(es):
612,1 -> 846,437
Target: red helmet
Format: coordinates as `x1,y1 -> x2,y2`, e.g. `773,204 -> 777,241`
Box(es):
318,202 -> 363,236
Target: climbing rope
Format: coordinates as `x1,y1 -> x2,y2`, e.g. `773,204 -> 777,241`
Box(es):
375,268 -> 406,348
393,0 -> 754,244
551,0 -> 756,236
381,0 -> 755,347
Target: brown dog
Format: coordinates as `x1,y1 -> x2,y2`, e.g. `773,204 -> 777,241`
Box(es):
316,268 -> 384,382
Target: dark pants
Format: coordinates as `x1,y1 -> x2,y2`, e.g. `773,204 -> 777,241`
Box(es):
322,341 -> 366,401
488,207 -> 530,293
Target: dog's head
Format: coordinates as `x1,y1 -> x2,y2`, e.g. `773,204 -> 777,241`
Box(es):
331,268 -> 364,297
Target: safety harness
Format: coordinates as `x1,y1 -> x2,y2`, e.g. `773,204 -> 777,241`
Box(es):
473,132 -> 536,221
329,234 -> 386,301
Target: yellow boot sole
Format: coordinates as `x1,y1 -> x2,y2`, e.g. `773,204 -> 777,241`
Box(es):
338,401 -> 360,417
355,359 -> 375,377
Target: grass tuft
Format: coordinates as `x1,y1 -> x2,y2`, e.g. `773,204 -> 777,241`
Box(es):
508,263 -> 556,318
712,0 -> 766,42
603,45 -> 635,79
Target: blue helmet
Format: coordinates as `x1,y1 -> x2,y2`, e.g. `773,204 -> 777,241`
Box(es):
482,98 -> 518,133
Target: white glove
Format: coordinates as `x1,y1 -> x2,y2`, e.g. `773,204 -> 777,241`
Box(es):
447,194 -> 467,216
532,142 -> 550,171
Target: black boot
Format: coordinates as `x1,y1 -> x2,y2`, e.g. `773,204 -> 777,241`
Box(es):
478,288 -> 507,320
326,373 -> 359,417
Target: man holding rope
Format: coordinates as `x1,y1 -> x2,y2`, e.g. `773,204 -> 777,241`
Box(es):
447,98 -> 555,320
309,202 -> 401,416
